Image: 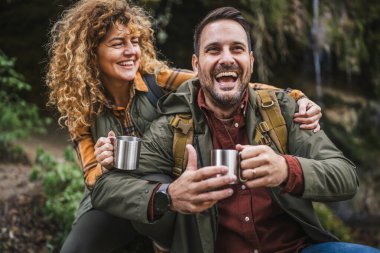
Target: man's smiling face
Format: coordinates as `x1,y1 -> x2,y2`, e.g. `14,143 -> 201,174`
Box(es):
192,19 -> 254,108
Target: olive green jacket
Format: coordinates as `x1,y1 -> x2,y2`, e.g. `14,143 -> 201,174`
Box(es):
92,78 -> 358,253
74,91 -> 161,223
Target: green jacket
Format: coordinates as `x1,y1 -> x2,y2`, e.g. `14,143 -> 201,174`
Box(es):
74,90 -> 161,223
92,78 -> 358,252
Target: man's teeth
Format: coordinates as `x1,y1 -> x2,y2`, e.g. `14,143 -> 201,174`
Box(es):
215,72 -> 238,78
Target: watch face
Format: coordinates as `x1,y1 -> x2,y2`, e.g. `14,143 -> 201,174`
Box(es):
154,190 -> 170,214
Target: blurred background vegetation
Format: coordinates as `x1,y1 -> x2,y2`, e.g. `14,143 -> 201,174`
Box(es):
0,0 -> 379,252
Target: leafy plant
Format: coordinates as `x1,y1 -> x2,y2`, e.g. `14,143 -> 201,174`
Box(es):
0,50 -> 50,161
314,203 -> 353,242
30,146 -> 83,249
30,147 -> 154,252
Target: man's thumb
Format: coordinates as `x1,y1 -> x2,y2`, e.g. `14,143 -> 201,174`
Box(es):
185,144 -> 198,171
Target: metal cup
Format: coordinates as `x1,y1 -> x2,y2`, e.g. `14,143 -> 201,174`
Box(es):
210,149 -> 247,184
113,136 -> 141,170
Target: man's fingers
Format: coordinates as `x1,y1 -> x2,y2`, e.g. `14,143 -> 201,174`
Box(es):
239,145 -> 268,160
193,188 -> 234,203
245,177 -> 270,189
240,156 -> 266,170
241,166 -> 269,180
196,173 -> 236,191
313,124 -> 321,133
192,166 -> 229,182
185,144 -> 198,171
235,144 -> 249,152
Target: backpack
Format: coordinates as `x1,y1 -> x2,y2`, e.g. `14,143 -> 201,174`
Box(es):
142,75 -> 288,178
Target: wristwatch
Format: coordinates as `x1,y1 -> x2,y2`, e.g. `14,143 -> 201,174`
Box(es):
153,183 -> 172,216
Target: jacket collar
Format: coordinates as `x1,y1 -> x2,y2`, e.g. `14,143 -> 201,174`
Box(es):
134,71 -> 149,92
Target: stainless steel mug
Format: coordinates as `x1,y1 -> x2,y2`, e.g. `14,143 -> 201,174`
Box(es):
210,149 -> 247,183
114,136 -> 141,170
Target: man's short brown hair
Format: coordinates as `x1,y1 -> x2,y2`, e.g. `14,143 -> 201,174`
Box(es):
193,7 -> 252,56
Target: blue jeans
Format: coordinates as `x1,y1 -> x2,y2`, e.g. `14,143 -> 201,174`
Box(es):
302,242 -> 380,253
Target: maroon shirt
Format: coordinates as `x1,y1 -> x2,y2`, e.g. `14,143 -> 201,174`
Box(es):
198,89 -> 311,253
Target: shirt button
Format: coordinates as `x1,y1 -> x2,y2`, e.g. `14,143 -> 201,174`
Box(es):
240,104 -> 244,109
244,216 -> 250,222
241,185 -> 246,190
234,122 -> 239,128
254,250 -> 259,253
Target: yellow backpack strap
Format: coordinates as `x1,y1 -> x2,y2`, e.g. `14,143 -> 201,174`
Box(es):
254,90 -> 288,154
169,114 -> 194,178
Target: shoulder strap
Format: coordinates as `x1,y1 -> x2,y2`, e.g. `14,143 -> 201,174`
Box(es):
254,90 -> 288,154
142,74 -> 165,107
170,114 -> 194,178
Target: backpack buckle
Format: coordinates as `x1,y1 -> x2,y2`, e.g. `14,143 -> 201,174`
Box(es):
170,115 -> 192,134
262,100 -> 274,108
260,134 -> 272,146
258,122 -> 270,133
175,120 -> 191,134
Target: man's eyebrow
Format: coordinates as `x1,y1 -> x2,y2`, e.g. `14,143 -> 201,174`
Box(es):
232,41 -> 247,47
204,42 -> 219,48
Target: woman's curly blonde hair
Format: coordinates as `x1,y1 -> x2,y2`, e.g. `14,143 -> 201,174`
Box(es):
46,0 -> 167,139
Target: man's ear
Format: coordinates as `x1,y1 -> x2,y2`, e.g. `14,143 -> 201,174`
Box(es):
250,51 -> 254,73
192,54 -> 199,76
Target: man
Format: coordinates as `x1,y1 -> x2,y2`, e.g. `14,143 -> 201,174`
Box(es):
92,7 -> 378,253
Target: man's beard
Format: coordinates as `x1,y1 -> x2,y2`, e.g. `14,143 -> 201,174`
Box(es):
198,64 -> 250,108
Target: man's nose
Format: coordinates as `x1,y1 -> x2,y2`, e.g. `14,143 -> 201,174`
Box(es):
219,50 -> 235,66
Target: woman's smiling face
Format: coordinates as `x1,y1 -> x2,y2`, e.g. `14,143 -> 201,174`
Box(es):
97,23 -> 141,85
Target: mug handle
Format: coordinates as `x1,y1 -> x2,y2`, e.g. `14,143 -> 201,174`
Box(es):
238,153 -> 248,183
238,169 -> 248,183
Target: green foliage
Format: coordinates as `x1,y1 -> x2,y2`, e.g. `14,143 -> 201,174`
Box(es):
30,146 -> 83,248
30,147 -> 155,252
0,50 -> 50,158
314,203 -> 353,242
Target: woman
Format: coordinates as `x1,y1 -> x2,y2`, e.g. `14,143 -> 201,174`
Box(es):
46,0 -> 321,252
